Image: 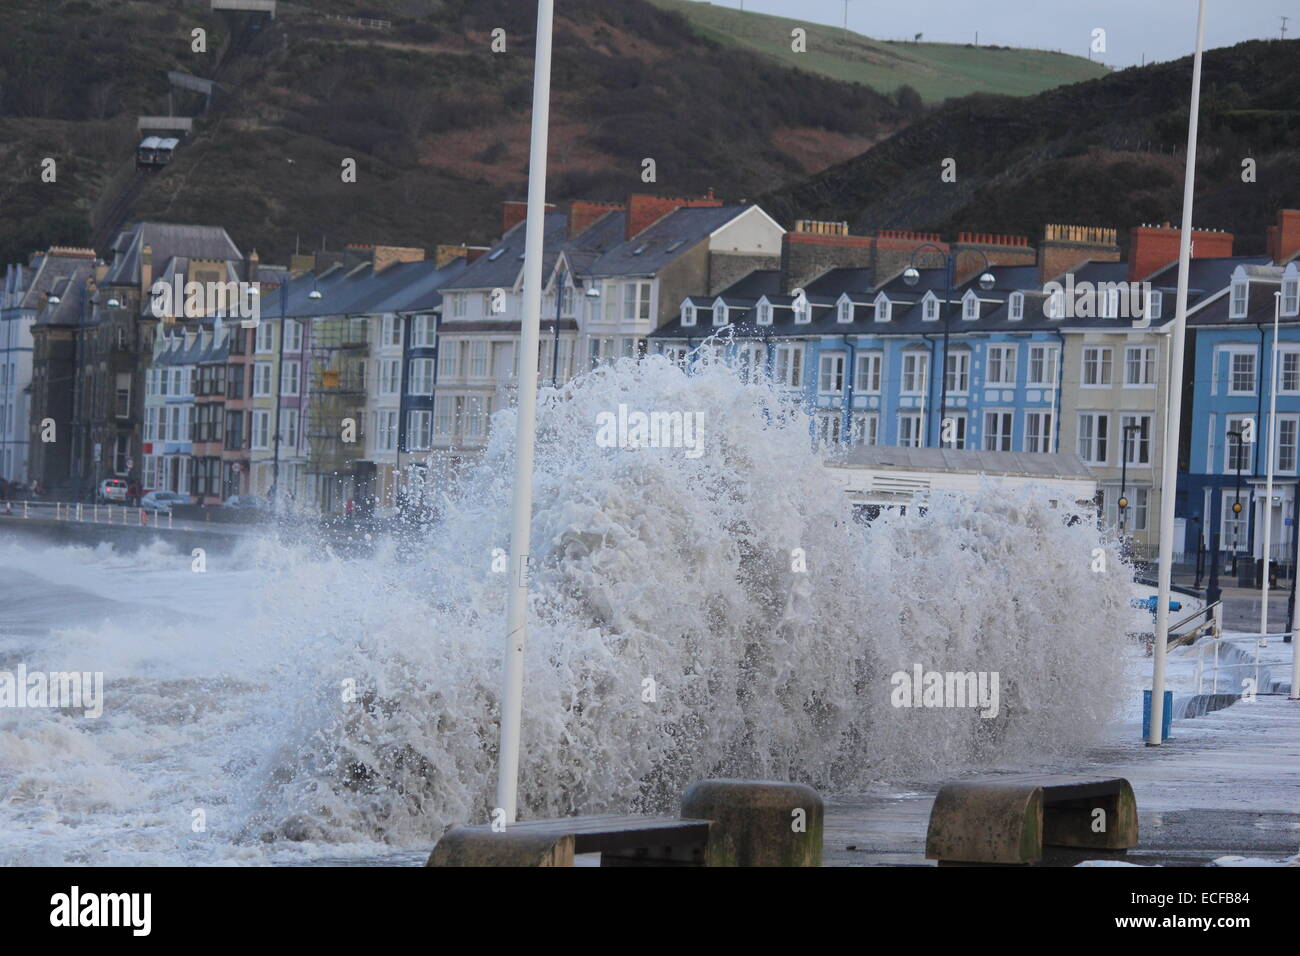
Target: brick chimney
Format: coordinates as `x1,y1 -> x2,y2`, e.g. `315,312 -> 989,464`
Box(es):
781,220 -> 876,293
140,243 -> 153,299
1266,209 -> 1300,264
952,232 -> 1035,284
502,200 -> 556,236
870,229 -> 952,291
569,200 -> 624,239
246,249 -> 260,283
372,245 -> 425,272
1038,224 -> 1120,285
1128,222 -> 1234,282
626,190 -> 721,241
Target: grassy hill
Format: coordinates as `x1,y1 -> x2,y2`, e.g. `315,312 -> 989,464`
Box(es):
0,0 -> 914,266
648,0 -> 1110,103
760,40 -> 1300,256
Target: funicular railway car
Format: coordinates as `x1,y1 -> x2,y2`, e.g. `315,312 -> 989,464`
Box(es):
136,136 -> 180,170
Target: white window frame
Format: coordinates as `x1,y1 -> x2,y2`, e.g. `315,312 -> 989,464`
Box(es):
1024,410 -> 1054,453
855,351 -> 882,393
1008,292 -> 1024,321
1224,414 -> 1255,474
409,358 -> 435,396
983,409 -> 1014,452
1077,412 -> 1110,465
961,290 -> 979,321
252,362 -> 273,397
986,344 -> 1017,387
1229,278 -> 1248,319
1227,347 -> 1257,396
874,293 -> 891,323
901,351 -> 928,395
1120,413 -> 1153,466
1028,345 -> 1059,388
897,412 -> 925,448
1123,345 -> 1156,388
944,350 -> 970,395
774,344 -> 803,388
818,353 -> 845,395
1081,346 -> 1112,388
922,292 -> 939,322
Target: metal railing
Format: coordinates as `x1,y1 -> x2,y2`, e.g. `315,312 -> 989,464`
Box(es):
23,500 -> 175,529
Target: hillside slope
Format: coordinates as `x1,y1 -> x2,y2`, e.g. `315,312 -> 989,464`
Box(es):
648,0 -> 1110,103
0,0 -> 913,265
761,40 -> 1300,255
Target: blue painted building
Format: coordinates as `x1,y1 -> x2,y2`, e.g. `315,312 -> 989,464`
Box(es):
1181,260 -> 1300,567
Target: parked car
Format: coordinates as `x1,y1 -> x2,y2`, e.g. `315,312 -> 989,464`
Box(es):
141,490 -> 187,514
97,479 -> 128,503
222,494 -> 271,511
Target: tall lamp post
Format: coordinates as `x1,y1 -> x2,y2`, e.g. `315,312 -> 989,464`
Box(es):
1259,290 -> 1282,636
902,245 -> 994,447
1228,428 -> 1246,576
497,0 -> 555,824
1149,0 -> 1207,747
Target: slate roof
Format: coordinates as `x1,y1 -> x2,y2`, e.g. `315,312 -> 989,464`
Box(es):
1145,255 -> 1271,307
585,205 -> 752,278
32,268 -> 96,327
258,256 -> 469,320
442,212 -> 570,292
103,222 -> 244,288
19,251 -> 101,311
1187,264 -> 1294,327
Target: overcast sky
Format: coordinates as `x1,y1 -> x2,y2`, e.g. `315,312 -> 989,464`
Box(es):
699,0 -> 1296,68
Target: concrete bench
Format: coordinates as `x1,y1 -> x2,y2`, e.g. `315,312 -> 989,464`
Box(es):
428,779 -> 823,867
925,774 -> 1138,865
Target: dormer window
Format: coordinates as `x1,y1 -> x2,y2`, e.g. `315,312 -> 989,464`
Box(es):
1147,289 -> 1163,321
962,290 -> 979,321
793,298 -> 810,324
1230,277 -> 1248,318
681,303 -> 696,327
1100,285 -> 1119,319
874,292 -> 891,323
837,298 -> 853,324
713,301 -> 727,327
757,300 -> 772,326
1283,266 -> 1299,317
1009,292 -> 1024,321
922,292 -> 939,322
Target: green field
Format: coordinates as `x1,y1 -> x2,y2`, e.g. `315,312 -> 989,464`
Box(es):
649,0 -> 1110,102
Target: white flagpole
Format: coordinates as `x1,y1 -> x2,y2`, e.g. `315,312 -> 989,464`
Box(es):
496,0 -> 554,822
1150,0 -> 1206,746
1261,292 -> 1281,637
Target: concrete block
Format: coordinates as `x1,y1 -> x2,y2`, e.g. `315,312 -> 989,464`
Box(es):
680,778 -> 823,867
427,827 -> 574,867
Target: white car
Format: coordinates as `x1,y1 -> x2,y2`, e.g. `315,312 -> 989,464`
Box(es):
141,490 -> 187,513
97,479 -> 128,503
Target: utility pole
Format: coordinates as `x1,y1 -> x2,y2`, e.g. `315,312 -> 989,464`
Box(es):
1281,16 -> 1289,40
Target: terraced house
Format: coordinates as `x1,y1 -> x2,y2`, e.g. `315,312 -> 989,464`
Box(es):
435,193 -> 783,462
1178,210 -> 1300,574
